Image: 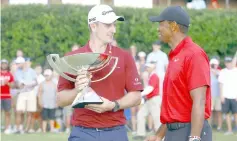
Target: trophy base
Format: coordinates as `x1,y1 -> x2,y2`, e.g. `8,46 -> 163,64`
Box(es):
71,88 -> 103,108
72,101 -> 103,108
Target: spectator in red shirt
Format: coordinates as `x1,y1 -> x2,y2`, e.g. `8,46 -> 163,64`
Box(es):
56,5 -> 143,141
0,59 -> 14,134
134,61 -> 162,140
146,6 -> 212,141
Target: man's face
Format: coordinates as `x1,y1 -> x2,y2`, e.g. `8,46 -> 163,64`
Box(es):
93,22 -> 116,44
130,46 -> 137,55
152,44 -> 161,51
139,56 -> 145,61
225,62 -> 233,69
44,75 -> 52,81
1,63 -> 8,70
211,64 -> 219,69
17,63 -> 24,69
17,50 -> 23,57
157,21 -> 173,43
26,61 -> 32,68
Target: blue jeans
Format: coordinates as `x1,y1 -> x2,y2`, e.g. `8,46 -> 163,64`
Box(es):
68,125 -> 129,141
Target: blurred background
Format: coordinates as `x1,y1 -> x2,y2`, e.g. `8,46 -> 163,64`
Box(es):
1,0 -> 237,141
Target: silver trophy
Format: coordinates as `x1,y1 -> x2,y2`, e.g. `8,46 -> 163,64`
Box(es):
47,53 -> 118,108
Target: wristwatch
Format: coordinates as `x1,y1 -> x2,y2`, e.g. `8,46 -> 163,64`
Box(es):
112,101 -> 120,112
189,136 -> 201,141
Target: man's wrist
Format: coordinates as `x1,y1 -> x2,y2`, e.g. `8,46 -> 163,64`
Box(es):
189,136 -> 201,141
112,100 -> 120,112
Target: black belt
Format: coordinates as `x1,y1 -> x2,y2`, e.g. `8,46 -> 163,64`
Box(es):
76,125 -> 124,132
166,122 -> 189,131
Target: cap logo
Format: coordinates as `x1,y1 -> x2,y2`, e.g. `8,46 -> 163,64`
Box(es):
89,17 -> 96,22
102,10 -> 114,15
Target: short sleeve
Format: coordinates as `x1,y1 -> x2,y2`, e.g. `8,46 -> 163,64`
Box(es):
57,75 -> 75,92
125,51 -> 143,92
185,51 -> 210,91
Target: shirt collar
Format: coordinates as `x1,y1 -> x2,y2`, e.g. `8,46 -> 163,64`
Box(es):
168,36 -> 192,59
85,40 -> 112,54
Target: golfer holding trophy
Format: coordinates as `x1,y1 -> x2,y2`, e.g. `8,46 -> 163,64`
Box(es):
47,4 -> 143,141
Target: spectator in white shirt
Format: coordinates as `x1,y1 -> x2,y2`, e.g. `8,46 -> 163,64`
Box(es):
218,56 -> 237,135
146,41 -> 168,95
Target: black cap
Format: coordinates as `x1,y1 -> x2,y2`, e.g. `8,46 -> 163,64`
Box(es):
152,40 -> 162,45
224,56 -> 232,62
149,6 -> 190,27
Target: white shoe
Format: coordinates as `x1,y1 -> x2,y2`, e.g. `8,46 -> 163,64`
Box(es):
19,124 -> 24,131
224,131 -> 233,135
36,128 -> 42,133
4,128 -> 12,134
28,129 -> 35,133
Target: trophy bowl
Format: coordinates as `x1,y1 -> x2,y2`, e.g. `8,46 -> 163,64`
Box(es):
47,53 -> 118,108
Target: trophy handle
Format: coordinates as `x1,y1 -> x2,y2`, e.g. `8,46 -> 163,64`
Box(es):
91,57 -> 118,83
47,54 -> 76,82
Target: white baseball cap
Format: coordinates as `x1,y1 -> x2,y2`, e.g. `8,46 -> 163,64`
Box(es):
138,51 -> 146,57
15,57 -> 25,64
210,58 -> 219,65
88,5 -> 125,25
1,59 -> 8,64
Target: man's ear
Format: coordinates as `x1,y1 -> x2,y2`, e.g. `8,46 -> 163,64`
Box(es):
90,23 -> 97,32
169,21 -> 180,33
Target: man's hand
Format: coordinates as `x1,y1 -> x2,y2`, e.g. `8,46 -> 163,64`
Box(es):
75,69 -> 92,92
85,97 -> 115,113
145,135 -> 162,141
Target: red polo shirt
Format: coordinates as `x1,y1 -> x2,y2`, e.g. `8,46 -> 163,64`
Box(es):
160,37 -> 211,124
146,73 -> 159,100
58,41 -> 143,128
0,71 -> 14,99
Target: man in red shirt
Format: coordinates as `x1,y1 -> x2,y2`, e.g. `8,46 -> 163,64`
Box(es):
146,6 -> 212,141
0,59 -> 14,134
56,4 -> 143,141
134,61 -> 161,140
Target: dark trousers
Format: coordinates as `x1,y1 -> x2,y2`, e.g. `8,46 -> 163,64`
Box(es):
165,120 -> 212,141
68,125 -> 128,141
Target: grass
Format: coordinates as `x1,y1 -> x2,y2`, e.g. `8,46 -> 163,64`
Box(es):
1,131 -> 236,141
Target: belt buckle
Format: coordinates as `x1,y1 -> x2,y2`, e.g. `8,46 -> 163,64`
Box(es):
96,128 -> 102,132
